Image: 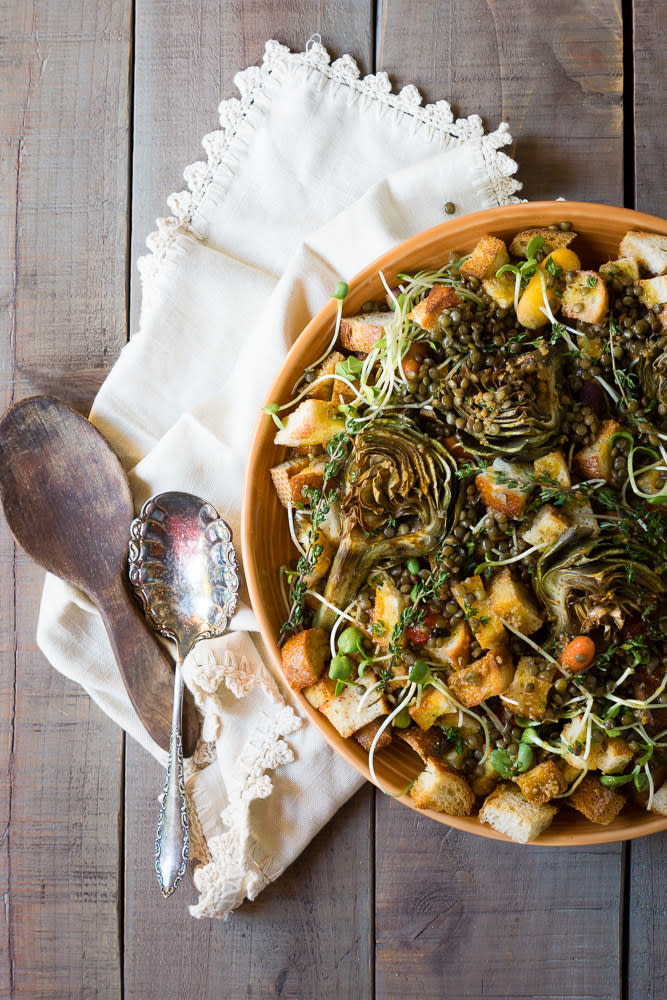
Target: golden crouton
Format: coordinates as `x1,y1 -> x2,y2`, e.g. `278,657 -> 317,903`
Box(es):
619,231 -> 667,275
500,656 -> 556,722
471,756 -> 501,797
423,620 -> 472,670
295,523 -> 334,587
562,495 -> 600,536
533,449 -> 571,488
561,270 -> 609,325
568,774 -> 626,825
319,672 -> 392,739
599,257 -> 640,283
354,718 -> 392,754
304,351 -> 347,400
476,459 -> 532,520
451,575 -> 507,650
339,310 -> 394,354
596,738 -> 634,775
479,783 -> 557,843
288,457 -> 328,505
482,271 -> 517,309
637,275 -> 667,308
270,456 -> 309,508
514,760 -> 568,804
487,567 -> 543,636
649,782 -> 667,817
408,284 -> 462,331
410,759 -> 475,816
461,235 -> 509,279
331,377 -> 358,408
302,675 -> 337,709
274,399 -> 345,448
573,419 -> 622,484
409,686 -> 456,731
398,725 -> 444,763
509,227 -> 577,257
521,504 -> 570,550
447,647 -> 514,708
370,581 -> 408,648
281,628 -> 330,691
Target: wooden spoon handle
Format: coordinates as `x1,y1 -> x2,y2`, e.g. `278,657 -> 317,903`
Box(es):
96,573 -> 200,755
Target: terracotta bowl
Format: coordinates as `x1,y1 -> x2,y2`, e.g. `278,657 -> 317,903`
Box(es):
242,201 -> 667,845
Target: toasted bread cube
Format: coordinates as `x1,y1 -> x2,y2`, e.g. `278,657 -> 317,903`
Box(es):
509,227 -> 577,257
599,257 -> 640,283
500,656 -> 556,722
471,756 -> 501,797
521,504 -> 570,550
562,496 -> 599,536
560,714 -> 592,769
281,628 -> 330,691
331,377 -> 358,408
410,759 -> 475,816
637,275 -> 667,308
371,581 -> 408,648
649,782 -> 667,816
319,672 -> 392,739
451,575 -> 507,650
476,459 -> 533,520
461,235 -> 509,279
295,523 -> 334,587
573,419 -> 621,484
448,647 -> 514,708
424,621 -> 472,669
302,675 -> 337,709
561,270 -> 609,325
619,231 -> 667,275
398,725 -> 444,763
487,568 -> 543,636
479,783 -> 556,843
514,760 -> 568,804
288,457 -> 328,505
568,774 -> 626,825
270,456 -> 309,508
657,305 -> 667,333
354,718 -> 392,754
596,737 -> 634,774
409,686 -> 456,731
533,449 -> 571,489
482,271 -> 517,309
304,351 -> 347,400
408,284 -> 461,331
274,399 -> 345,448
339,310 -> 394,354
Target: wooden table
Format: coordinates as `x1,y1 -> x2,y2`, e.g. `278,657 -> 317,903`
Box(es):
2,2 -> 666,997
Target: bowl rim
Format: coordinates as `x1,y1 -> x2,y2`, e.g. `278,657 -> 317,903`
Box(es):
242,200 -> 667,846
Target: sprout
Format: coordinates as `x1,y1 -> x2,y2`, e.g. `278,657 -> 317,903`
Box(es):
313,416 -> 458,629
435,347 -> 562,459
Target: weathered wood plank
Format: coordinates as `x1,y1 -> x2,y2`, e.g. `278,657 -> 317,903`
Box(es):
376,0 -> 624,203
125,5 -> 375,997
625,3 -> 667,997
631,0 -> 667,217
375,799 -> 623,1000
375,4 -> 626,998
0,0 -> 131,994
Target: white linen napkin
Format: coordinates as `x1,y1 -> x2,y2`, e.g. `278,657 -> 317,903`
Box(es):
36,38 -> 522,919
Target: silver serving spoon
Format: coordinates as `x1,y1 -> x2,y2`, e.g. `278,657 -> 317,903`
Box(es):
128,491 -> 239,896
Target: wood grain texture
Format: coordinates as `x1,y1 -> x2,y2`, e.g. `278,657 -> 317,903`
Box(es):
375,798 -> 623,1000
631,0 -> 667,216
376,0 -> 624,204
0,0 -> 131,994
123,751 -> 374,1000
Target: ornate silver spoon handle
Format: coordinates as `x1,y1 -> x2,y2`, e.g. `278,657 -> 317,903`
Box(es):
155,657 -> 188,896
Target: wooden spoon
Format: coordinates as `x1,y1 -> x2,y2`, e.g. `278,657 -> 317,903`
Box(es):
0,396 -> 200,754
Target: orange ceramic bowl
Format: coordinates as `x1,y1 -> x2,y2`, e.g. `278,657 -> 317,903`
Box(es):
242,201 -> 667,845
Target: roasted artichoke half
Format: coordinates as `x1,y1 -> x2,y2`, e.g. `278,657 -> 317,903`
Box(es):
313,416 -> 458,629
435,346 -> 562,459
536,528 -> 664,637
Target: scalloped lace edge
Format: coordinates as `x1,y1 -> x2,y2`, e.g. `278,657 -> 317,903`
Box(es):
138,37 -> 522,285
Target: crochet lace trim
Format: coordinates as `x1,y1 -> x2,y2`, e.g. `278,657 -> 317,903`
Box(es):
138,37 -> 521,284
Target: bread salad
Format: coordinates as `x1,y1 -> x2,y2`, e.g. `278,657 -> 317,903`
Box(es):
265,223 -> 667,843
